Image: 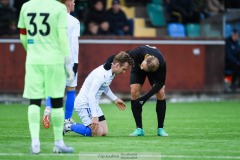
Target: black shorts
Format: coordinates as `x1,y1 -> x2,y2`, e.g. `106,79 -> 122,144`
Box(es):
130,68 -> 158,86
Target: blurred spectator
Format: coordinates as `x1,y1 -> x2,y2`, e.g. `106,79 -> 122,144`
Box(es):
125,0 -> 150,5
168,0 -> 198,24
13,0 -> 26,19
84,22 -> 99,35
192,0 -> 209,21
225,29 -> 240,92
89,0 -> 106,10
207,0 -> 224,16
106,0 -> 130,36
74,0 -> 89,21
225,0 -> 240,9
83,0 -> 111,35
0,0 -> 17,36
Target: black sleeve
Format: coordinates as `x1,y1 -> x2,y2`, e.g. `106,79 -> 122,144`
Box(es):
136,63 -> 166,105
138,83 -> 163,104
103,55 -> 115,70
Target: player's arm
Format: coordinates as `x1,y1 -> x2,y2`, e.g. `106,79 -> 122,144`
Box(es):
72,22 -> 80,75
88,79 -> 102,134
57,9 -> 74,82
19,28 -> 27,51
103,55 -> 115,70
72,21 -> 80,64
59,27 -> 75,82
136,83 -> 163,106
88,79 -> 102,118
104,87 -> 126,110
136,65 -> 166,105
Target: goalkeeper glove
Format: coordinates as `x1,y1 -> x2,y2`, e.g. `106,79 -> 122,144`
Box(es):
64,56 -> 75,83
73,63 -> 78,76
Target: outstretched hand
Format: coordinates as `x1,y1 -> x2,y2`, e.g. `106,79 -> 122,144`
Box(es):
114,98 -> 126,110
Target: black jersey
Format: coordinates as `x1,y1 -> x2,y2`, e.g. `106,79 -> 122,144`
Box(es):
104,46 -> 166,102
128,45 -> 166,86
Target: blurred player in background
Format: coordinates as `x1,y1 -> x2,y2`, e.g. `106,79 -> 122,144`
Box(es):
18,0 -> 74,154
127,45 -> 168,137
63,52 -> 134,136
42,0 -> 80,129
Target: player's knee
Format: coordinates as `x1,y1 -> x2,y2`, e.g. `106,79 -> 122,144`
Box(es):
130,88 -> 140,99
30,99 -> 41,107
95,128 -> 104,137
102,128 -> 108,136
157,87 -> 165,100
51,98 -> 63,108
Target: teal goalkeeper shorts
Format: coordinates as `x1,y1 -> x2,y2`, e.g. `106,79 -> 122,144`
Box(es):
23,64 -> 66,99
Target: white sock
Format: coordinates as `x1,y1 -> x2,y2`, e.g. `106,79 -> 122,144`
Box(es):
32,138 -> 40,146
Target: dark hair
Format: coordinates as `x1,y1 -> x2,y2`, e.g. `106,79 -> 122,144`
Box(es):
113,51 -> 134,66
112,0 -> 120,5
233,29 -> 239,34
145,56 -> 159,72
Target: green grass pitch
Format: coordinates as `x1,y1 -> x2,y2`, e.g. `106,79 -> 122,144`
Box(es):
0,101 -> 240,160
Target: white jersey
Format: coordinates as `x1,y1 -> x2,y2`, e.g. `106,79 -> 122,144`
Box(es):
67,13 -> 80,64
75,65 -> 117,117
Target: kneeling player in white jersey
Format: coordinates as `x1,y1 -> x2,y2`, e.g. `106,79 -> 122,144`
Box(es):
63,51 -> 134,136
42,0 -> 80,129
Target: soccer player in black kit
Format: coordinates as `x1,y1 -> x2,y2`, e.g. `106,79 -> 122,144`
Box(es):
105,45 -> 168,136
127,45 -> 168,136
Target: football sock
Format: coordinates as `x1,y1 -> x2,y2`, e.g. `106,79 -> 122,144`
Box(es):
70,123 -> 92,136
65,90 -> 76,119
46,97 -> 52,108
156,99 -> 166,128
28,105 -> 40,140
55,140 -> 65,146
131,100 -> 143,129
51,108 -> 64,141
32,138 -> 40,146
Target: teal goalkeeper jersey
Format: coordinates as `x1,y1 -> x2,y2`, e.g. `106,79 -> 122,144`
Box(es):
18,0 -> 69,64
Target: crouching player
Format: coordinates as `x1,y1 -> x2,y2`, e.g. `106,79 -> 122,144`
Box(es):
63,51 -> 134,136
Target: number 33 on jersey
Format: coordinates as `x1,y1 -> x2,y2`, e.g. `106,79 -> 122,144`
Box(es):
17,0 -> 69,65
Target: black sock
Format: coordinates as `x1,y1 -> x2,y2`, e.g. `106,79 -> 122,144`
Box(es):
156,99 -> 166,128
131,100 -> 143,129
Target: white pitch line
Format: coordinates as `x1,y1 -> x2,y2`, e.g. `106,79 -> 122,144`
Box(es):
0,153 -> 240,159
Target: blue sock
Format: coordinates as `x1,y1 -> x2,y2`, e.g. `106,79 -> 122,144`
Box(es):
65,90 -> 76,119
71,123 -> 92,136
46,97 -> 52,108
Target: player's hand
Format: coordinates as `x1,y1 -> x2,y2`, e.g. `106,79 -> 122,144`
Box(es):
66,66 -> 75,83
133,98 -> 145,107
90,117 -> 99,136
73,63 -> 78,76
114,98 -> 126,111
64,56 -> 75,83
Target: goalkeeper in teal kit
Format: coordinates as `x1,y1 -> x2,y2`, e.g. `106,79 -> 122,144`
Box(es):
18,0 -> 74,154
